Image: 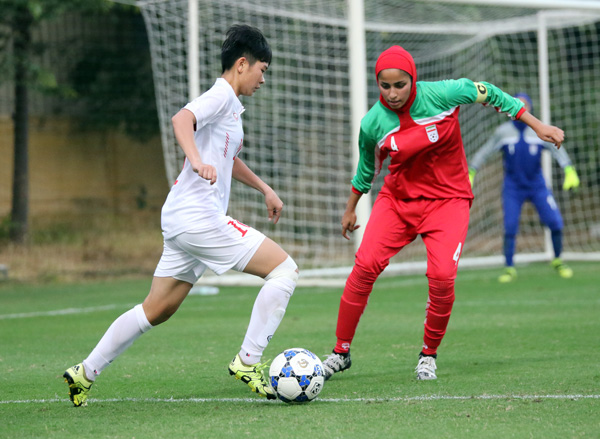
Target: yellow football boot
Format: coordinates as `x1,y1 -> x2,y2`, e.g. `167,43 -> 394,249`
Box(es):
63,363 -> 93,407
228,354 -> 276,399
551,258 -> 573,279
498,266 -> 517,283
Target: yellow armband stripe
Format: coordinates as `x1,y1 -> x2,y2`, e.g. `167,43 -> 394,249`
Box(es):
474,82 -> 488,103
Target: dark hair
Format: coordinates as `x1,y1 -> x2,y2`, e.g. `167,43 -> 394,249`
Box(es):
221,24 -> 272,73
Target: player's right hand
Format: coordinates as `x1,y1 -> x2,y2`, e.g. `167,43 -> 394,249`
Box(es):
341,210 -> 360,240
264,189 -> 284,225
193,164 -> 217,185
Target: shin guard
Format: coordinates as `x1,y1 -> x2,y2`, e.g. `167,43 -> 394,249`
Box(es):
422,278 -> 455,356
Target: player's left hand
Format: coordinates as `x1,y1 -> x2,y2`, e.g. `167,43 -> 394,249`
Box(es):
535,124 -> 564,149
265,190 -> 284,224
563,165 -> 580,191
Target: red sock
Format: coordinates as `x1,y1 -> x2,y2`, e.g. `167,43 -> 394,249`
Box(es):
334,267 -> 377,353
422,278 -> 455,356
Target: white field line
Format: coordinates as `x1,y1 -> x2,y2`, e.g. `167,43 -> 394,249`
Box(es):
2,394 -> 599,405
2,287 -> 598,321
0,304 -> 137,320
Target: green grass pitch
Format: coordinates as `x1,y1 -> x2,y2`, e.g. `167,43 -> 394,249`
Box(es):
0,262 -> 599,438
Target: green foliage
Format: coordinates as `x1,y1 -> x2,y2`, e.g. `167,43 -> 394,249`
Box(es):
0,0 -> 111,89
0,1 -> 158,140
0,0 -> 111,22
67,7 -> 159,140
0,215 -> 14,242
29,221 -> 81,245
0,262 -> 599,438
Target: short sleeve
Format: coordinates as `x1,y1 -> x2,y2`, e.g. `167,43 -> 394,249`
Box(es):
184,87 -> 229,130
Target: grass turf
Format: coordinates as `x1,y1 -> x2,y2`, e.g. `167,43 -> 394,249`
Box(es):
0,261 -> 598,438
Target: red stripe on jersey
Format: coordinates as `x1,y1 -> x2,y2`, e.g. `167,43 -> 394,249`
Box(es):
224,132 -> 230,157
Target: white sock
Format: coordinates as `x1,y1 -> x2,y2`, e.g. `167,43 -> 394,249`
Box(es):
240,275 -> 295,365
82,304 -> 152,381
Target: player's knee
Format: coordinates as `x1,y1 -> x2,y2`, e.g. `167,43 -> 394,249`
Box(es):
355,254 -> 388,278
265,255 -> 299,283
265,255 -> 298,296
427,264 -> 457,282
547,220 -> 563,232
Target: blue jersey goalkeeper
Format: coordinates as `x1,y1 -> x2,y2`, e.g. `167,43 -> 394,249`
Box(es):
468,93 -> 580,282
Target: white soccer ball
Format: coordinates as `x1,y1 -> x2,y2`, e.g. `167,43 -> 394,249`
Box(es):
269,348 -> 324,403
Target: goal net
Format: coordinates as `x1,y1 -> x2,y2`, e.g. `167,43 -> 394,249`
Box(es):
137,0 -> 600,281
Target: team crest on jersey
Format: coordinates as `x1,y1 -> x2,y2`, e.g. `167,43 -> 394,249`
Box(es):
529,144 -> 538,155
425,125 -> 439,143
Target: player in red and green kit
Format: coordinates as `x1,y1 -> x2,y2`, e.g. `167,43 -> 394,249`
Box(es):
322,45 -> 565,381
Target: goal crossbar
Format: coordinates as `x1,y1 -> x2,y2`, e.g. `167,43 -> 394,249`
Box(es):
428,0 -> 600,11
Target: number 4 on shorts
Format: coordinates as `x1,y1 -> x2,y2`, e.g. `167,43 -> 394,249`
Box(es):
452,242 -> 462,266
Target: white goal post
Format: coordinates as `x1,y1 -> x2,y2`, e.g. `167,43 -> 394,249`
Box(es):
137,0 -> 600,284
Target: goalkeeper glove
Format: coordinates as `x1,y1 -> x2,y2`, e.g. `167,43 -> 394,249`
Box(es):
562,165 -> 580,191
468,168 -> 476,188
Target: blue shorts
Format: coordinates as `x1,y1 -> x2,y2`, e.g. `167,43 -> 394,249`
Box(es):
502,185 -> 563,235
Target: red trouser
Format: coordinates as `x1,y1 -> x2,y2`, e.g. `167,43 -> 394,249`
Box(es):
335,190 -> 470,356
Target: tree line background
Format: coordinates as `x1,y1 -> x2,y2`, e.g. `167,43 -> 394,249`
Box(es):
0,0 -> 163,246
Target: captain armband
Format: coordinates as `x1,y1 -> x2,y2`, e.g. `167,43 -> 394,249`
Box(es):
474,82 -> 488,103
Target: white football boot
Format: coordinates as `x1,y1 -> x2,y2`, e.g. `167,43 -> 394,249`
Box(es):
322,351 -> 352,380
415,354 -> 437,380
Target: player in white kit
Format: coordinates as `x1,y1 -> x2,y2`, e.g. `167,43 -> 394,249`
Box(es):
64,25 -> 297,405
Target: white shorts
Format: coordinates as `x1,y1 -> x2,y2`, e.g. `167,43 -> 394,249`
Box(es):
154,215 -> 266,284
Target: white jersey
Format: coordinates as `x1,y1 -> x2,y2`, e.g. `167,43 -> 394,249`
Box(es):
161,78 -> 245,239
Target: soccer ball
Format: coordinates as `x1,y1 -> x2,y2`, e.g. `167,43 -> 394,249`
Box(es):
269,348 -> 324,403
